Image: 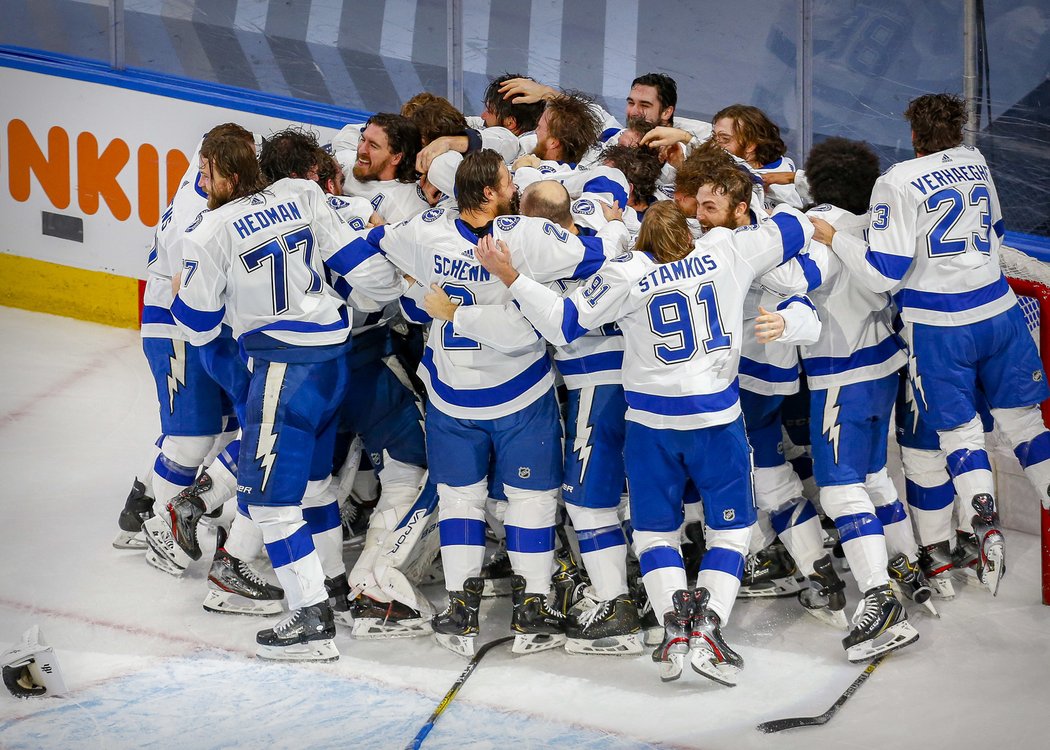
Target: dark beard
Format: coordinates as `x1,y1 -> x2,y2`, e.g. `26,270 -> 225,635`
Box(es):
507,190 -> 520,216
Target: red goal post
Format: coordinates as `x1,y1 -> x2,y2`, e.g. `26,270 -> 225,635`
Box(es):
1001,245 -> 1050,605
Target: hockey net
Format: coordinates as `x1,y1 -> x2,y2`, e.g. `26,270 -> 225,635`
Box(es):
998,245 -> 1050,605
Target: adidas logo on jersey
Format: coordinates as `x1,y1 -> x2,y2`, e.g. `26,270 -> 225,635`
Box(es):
941,154 -> 952,162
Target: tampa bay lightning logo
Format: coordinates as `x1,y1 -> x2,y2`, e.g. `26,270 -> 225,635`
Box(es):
327,195 -> 350,209
538,165 -> 557,174
422,208 -> 444,223
185,210 -> 208,232
572,199 -> 595,215
810,203 -> 832,212
611,251 -> 633,263
496,216 -> 520,232
733,224 -> 759,233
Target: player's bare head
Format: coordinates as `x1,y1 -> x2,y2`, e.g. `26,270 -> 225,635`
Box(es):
356,113 -> 421,184
628,73 -> 677,126
259,127 -> 321,183
695,166 -> 752,231
536,92 -> 603,164
315,149 -> 345,196
456,149 -> 518,216
601,144 -> 662,206
904,93 -> 967,155
199,133 -> 268,210
804,137 -> 881,215
635,201 -> 693,264
673,139 -> 735,214
402,94 -> 467,146
484,73 -> 545,133
712,104 -> 786,166
520,180 -> 572,228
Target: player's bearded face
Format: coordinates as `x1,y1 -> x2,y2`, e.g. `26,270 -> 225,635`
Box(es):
493,168 -> 519,215
354,125 -> 394,181
695,185 -> 741,233
206,166 -> 236,210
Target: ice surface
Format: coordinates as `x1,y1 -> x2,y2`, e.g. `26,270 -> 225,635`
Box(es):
0,306 -> 1048,749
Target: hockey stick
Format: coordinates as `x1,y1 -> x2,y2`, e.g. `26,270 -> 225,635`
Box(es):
756,654 -> 886,733
406,636 -> 514,749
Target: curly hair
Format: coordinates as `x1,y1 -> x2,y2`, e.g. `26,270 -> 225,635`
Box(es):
904,93 -> 967,154
698,165 -> 753,212
804,137 -> 881,214
258,127 -> 320,182
544,91 -> 603,164
674,139 -> 736,198
199,133 -> 269,206
401,94 -> 467,145
712,104 -> 787,166
601,144 -> 663,204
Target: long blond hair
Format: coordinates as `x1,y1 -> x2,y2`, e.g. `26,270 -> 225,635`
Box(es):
634,201 -> 694,264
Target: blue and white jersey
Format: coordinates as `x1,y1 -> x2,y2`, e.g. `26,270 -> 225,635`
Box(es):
172,178 -> 405,358
506,206 -> 813,430
754,155 -> 803,210
800,205 -> 906,389
832,145 -> 1012,326
141,141 -> 209,340
332,148 -> 430,224
329,208 -> 609,420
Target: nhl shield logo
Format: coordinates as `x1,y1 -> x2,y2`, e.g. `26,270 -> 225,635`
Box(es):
1035,371 -> 1044,383
518,466 -> 531,479
370,452 -> 382,466
723,508 -> 736,522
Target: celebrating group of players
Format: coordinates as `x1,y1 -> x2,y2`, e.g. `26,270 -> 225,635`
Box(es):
113,69 -> 1050,686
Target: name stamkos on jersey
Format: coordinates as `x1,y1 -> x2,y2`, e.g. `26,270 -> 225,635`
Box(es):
422,207 -> 445,222
572,199 -> 595,215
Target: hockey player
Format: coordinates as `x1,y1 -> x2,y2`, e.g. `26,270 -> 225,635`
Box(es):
811,93 -> 1050,597
115,124 -> 252,552
801,137 -> 929,660
332,113 -> 430,223
330,149 -> 611,657
513,92 -> 604,175
170,132 -> 406,661
424,179 -> 642,655
711,105 -> 802,209
476,192 -> 814,685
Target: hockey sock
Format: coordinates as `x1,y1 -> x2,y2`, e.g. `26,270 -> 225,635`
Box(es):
822,484 -> 889,592
901,446 -> 955,547
748,511 -> 777,554
151,434 -> 214,505
994,406 -> 1050,509
866,469 -> 918,560
203,413 -> 239,467
634,532 -> 686,621
437,480 -> 488,591
697,526 -> 750,626
196,441 -> 238,513
301,476 -> 344,579
566,504 -> 628,600
485,496 -> 507,541
938,415 -> 994,504
224,503 -> 264,562
503,486 -> 558,595
251,503 -> 326,610
768,498 -> 823,576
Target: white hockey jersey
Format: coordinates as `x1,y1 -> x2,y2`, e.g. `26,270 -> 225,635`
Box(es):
331,209 -> 611,419
800,205 -> 906,389
833,145 -> 1013,326
141,142 -> 210,340
332,147 -> 430,223
506,206 -> 814,430
754,156 -> 803,210
172,179 -> 405,358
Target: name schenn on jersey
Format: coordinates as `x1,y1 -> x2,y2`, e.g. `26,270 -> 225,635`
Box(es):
232,201 -> 303,239
908,164 -> 990,196
433,255 -> 492,282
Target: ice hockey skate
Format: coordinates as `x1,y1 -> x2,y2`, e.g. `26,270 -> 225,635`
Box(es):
432,577 -> 484,657
798,553 -> 848,629
326,573 -> 353,626
737,543 -> 802,598
887,553 -> 937,615
348,594 -> 433,639
479,544 -> 513,597
918,541 -> 956,600
142,481 -> 207,575
549,550 -> 588,616
113,477 -> 155,550
629,573 -> 663,646
842,584 -> 919,663
651,589 -> 692,682
565,592 -> 643,655
340,494 -> 373,547
970,494 -> 1006,596
510,575 -> 567,654
203,527 -> 284,616
689,588 -> 743,687
256,602 -> 339,662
